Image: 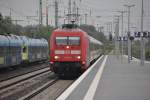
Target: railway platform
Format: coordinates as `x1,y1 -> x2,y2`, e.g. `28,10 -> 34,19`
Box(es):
57,54 -> 150,100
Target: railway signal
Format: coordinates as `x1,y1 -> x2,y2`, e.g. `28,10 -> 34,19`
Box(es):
129,36 -> 134,41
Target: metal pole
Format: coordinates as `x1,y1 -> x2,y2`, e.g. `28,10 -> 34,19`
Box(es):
128,7 -> 131,63
124,4 -> 135,63
55,0 -> 58,28
10,8 -> 12,19
39,0 -> 42,33
117,11 -> 126,56
131,40 -> 133,60
46,5 -> 49,27
114,16 -> 120,56
73,1 -> 76,16
46,0 -> 49,35
10,8 -> 12,31
85,13 -> 88,24
39,0 -> 43,25
76,7 -> 79,22
107,23 -> 109,34
64,10 -> 66,24
79,15 -> 82,25
121,13 -> 124,56
140,0 -> 145,66
68,0 -> 72,23
117,17 -> 120,56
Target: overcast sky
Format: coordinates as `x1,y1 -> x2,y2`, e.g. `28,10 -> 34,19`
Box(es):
0,0 -> 150,35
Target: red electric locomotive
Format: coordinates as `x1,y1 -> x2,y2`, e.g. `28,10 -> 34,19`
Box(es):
49,24 -> 103,77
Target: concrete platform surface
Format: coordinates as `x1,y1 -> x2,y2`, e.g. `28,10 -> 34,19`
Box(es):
57,55 -> 150,100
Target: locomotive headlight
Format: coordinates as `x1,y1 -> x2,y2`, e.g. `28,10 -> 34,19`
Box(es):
54,56 -> 59,59
66,46 -> 70,49
77,56 -> 81,59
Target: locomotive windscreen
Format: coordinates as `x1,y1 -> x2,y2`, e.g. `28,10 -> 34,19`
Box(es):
56,36 -> 80,45
56,37 -> 67,45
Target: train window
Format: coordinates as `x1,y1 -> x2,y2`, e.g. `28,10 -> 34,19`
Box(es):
56,37 -> 67,45
0,47 -> 4,54
23,46 -> 27,53
68,37 -> 80,45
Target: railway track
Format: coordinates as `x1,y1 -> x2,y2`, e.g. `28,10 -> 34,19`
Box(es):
0,62 -> 81,100
0,67 -> 50,90
0,67 -> 58,100
0,61 -> 49,82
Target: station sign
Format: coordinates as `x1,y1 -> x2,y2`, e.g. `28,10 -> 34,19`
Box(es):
134,32 -> 150,38
116,36 -> 128,41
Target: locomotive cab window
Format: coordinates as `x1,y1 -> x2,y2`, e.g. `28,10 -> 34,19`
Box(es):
56,36 -> 80,45
56,37 -> 67,45
68,37 -> 80,45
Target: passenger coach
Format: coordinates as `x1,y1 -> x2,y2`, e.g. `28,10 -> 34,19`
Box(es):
49,24 -> 103,77
0,34 -> 48,68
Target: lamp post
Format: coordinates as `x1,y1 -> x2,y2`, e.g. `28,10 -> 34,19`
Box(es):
124,4 -> 135,63
114,15 -> 120,56
140,0 -> 145,66
85,13 -> 88,24
96,16 -> 101,32
117,11 -> 127,56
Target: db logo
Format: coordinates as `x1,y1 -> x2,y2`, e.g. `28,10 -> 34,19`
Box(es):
65,50 -> 70,54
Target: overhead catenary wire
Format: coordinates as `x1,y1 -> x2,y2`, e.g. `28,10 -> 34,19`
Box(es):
0,3 -> 39,23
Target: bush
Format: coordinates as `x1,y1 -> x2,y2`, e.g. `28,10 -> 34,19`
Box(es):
145,47 -> 150,60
